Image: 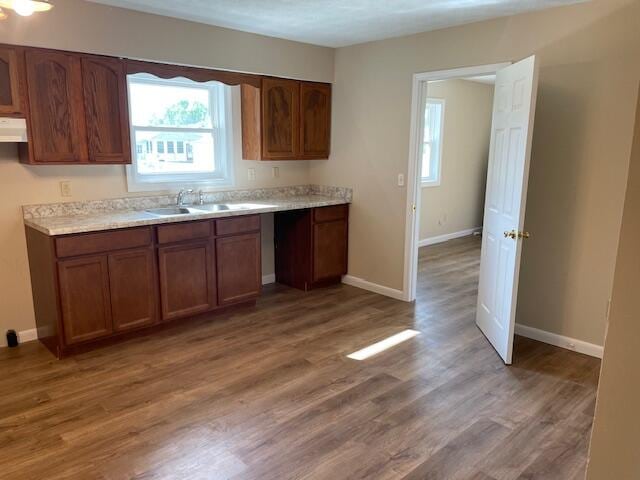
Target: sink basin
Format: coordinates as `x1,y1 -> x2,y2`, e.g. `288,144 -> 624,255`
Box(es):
145,207 -> 203,216
196,203 -> 275,212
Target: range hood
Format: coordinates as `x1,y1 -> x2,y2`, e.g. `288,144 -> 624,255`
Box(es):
0,117 -> 28,142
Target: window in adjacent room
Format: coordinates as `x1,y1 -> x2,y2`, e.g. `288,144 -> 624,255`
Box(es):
421,98 -> 445,187
126,73 -> 234,191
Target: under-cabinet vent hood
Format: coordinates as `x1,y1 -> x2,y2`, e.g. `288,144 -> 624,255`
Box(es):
0,117 -> 27,142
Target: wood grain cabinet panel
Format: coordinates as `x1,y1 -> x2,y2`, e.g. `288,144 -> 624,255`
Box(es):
58,255 -> 113,345
0,46 -> 22,114
261,77 -> 300,160
158,241 -> 216,321
81,56 -> 131,164
108,248 -> 157,332
24,50 -> 88,164
216,233 -> 261,305
312,220 -> 348,282
300,82 -> 331,159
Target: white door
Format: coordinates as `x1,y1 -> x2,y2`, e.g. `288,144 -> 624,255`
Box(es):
476,55 -> 539,364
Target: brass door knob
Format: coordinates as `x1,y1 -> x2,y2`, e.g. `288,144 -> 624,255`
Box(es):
519,231 -> 531,239
504,230 -> 517,239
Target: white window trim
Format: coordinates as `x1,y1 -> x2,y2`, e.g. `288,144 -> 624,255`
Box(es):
420,96 -> 445,188
125,74 -> 235,193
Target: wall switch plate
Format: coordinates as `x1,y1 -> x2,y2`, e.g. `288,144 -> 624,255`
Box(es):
272,166 -> 279,178
247,168 -> 256,181
397,174 -> 405,187
60,181 -> 72,197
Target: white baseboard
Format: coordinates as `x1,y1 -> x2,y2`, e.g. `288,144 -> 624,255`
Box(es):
342,275 -> 407,301
515,323 -> 604,359
262,273 -> 276,285
419,227 -> 482,247
0,328 -> 38,348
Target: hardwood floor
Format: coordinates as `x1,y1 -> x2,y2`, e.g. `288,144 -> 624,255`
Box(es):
0,235 -> 600,479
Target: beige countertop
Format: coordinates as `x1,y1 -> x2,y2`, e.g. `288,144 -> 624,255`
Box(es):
24,195 -> 349,236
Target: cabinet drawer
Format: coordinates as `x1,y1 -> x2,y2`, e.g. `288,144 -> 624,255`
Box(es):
157,220 -> 212,244
313,205 -> 348,223
55,227 -> 152,258
216,215 -> 261,236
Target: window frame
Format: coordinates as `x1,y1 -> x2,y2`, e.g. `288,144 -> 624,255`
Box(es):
125,73 -> 234,192
420,96 -> 445,188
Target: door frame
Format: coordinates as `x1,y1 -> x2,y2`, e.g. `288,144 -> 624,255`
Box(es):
403,62 -> 512,301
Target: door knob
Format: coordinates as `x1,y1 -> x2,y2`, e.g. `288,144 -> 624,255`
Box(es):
504,230 -> 531,240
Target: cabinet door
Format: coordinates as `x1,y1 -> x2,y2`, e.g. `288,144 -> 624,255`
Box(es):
300,82 -> 331,159
108,248 -> 157,332
81,56 -> 131,164
312,220 -> 348,282
261,78 -> 299,159
158,241 -> 216,321
58,256 -> 113,345
0,46 -> 22,114
25,50 -> 87,163
216,233 -> 261,305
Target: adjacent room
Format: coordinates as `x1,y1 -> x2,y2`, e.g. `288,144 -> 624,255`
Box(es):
1,0 -> 639,478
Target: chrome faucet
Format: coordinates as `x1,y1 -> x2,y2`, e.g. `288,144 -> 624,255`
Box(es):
176,189 -> 194,207
198,189 -> 205,205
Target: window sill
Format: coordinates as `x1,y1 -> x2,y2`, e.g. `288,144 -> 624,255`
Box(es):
421,180 -> 441,188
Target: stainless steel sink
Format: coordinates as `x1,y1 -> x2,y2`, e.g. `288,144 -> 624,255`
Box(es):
196,203 -> 275,212
145,207 -> 203,216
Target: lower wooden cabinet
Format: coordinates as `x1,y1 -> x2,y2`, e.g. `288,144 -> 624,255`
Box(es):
275,205 -> 348,290
26,208 -> 347,357
108,248 -> 157,331
158,240 -> 216,321
216,233 -> 261,305
58,255 -> 113,345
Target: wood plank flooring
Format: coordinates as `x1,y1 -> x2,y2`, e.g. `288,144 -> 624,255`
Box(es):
0,235 -> 600,479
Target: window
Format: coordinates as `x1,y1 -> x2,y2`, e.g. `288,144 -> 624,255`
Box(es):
126,73 -> 234,191
421,98 -> 445,186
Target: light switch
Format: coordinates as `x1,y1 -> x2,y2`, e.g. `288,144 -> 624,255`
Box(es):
247,168 -> 256,181
60,181 -> 72,197
272,167 -> 279,178
397,174 -> 405,187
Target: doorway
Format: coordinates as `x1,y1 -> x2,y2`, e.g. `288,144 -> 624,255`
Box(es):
404,59 -> 539,364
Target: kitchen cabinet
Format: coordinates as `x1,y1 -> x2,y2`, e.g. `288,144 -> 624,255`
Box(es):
109,248 -> 157,332
217,233 -> 261,305
25,215 -> 266,357
275,205 -> 348,290
300,82 -> 331,159
158,240 -> 217,321
58,255 -> 113,345
81,56 -> 131,164
23,49 -> 88,164
241,78 -> 331,160
216,215 -> 262,305
0,45 -> 23,114
20,49 -> 131,165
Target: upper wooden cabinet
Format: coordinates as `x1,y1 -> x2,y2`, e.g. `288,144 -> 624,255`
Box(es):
81,56 -> 131,164
19,49 -> 131,165
300,82 -> 331,159
23,50 -> 88,164
0,46 -> 23,115
242,78 -> 331,161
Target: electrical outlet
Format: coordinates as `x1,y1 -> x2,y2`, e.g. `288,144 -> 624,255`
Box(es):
397,173 -> 405,187
272,167 -> 279,178
60,181 -> 72,197
247,168 -> 256,181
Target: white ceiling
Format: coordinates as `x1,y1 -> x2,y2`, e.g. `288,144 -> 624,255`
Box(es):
88,0 -> 587,47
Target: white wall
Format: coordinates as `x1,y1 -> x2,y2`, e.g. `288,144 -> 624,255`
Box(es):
419,79 -> 493,241
309,0 -> 640,346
